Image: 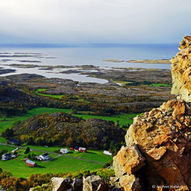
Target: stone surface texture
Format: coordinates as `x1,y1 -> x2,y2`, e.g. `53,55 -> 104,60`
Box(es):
113,36 -> 191,191
171,36 -> 191,102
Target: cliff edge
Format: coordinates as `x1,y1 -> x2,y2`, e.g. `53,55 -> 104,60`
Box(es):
113,36 -> 191,191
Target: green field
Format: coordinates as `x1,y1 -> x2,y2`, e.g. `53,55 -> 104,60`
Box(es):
35,89 -> 89,103
0,107 -> 136,137
0,144 -> 112,178
149,83 -> 171,87
0,107 -> 136,177
75,113 -> 136,127
25,145 -> 112,163
35,89 -> 64,99
0,108 -> 72,143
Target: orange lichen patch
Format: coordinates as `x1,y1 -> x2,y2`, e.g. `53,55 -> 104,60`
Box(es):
147,147 -> 167,160
172,101 -> 185,117
120,174 -> 141,191
114,146 -> 145,175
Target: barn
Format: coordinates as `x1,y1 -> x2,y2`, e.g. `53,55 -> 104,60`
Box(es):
26,159 -> 36,167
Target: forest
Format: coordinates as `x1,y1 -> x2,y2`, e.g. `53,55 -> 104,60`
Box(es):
2,112 -> 126,152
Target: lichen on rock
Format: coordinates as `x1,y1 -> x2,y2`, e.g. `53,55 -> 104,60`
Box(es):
171,36 -> 191,102
113,36 -> 191,191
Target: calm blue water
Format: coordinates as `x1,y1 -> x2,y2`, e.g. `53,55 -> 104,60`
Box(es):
0,44 -> 178,83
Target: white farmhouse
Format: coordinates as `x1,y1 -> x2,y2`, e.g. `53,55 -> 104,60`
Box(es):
60,148 -> 69,154
36,153 -> 50,161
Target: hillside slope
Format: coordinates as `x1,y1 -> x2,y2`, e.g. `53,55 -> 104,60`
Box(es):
3,112 -> 125,151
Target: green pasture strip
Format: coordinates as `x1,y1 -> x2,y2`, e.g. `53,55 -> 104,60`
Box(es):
149,83 -> 171,87
0,144 -> 111,178
0,155 -> 102,178
35,88 -> 89,103
0,108 -> 72,143
23,145 -> 112,163
35,89 -> 63,99
0,108 -> 137,140
74,113 -> 137,127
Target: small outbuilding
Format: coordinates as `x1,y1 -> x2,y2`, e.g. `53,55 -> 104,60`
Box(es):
2,153 -> 16,161
60,148 -> 69,154
103,150 -> 112,156
26,159 -> 36,167
79,147 -> 87,153
36,153 -> 50,161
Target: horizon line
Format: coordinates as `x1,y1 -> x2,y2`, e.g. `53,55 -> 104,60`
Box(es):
0,42 -> 178,48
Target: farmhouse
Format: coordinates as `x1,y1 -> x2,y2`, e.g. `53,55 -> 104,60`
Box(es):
2,153 -> 16,161
74,147 -> 87,152
36,153 -> 50,161
60,148 -> 69,154
25,159 -> 36,167
79,147 -> 87,152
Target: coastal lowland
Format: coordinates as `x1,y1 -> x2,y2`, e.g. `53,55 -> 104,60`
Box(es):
0,51 -> 174,190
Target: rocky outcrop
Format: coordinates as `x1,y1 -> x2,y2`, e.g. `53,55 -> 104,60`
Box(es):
52,177 -> 71,191
114,99 -> 191,190
51,176 -> 119,191
83,175 -> 102,191
113,36 -> 191,191
171,36 -> 191,102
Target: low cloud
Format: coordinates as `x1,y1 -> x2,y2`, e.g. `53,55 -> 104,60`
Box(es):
0,0 -> 190,43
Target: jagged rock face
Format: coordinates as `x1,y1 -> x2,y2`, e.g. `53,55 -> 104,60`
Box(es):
51,176 -> 114,191
171,36 -> 191,102
113,99 -> 191,191
113,145 -> 145,177
51,177 -> 65,191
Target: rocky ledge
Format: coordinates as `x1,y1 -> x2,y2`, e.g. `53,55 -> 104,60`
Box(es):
112,36 -> 191,191
171,36 -> 191,102
114,99 -> 191,190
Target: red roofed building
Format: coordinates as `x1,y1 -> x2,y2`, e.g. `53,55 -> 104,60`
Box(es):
25,159 -> 36,167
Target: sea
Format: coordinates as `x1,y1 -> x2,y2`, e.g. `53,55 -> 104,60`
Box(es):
0,44 -> 178,83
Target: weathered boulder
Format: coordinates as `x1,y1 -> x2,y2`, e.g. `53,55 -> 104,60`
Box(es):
110,177 -> 121,189
114,99 -> 191,190
113,145 -> 145,177
71,178 -> 83,191
50,175 -> 121,191
96,182 -> 110,191
171,36 -> 191,102
52,177 -> 72,191
52,177 -> 64,191
113,36 -> 191,191
83,175 -> 102,191
119,174 -> 141,191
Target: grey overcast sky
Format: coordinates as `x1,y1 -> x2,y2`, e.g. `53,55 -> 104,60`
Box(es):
0,0 -> 191,44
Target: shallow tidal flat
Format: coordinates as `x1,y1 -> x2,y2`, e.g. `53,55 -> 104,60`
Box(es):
0,51 -> 171,84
